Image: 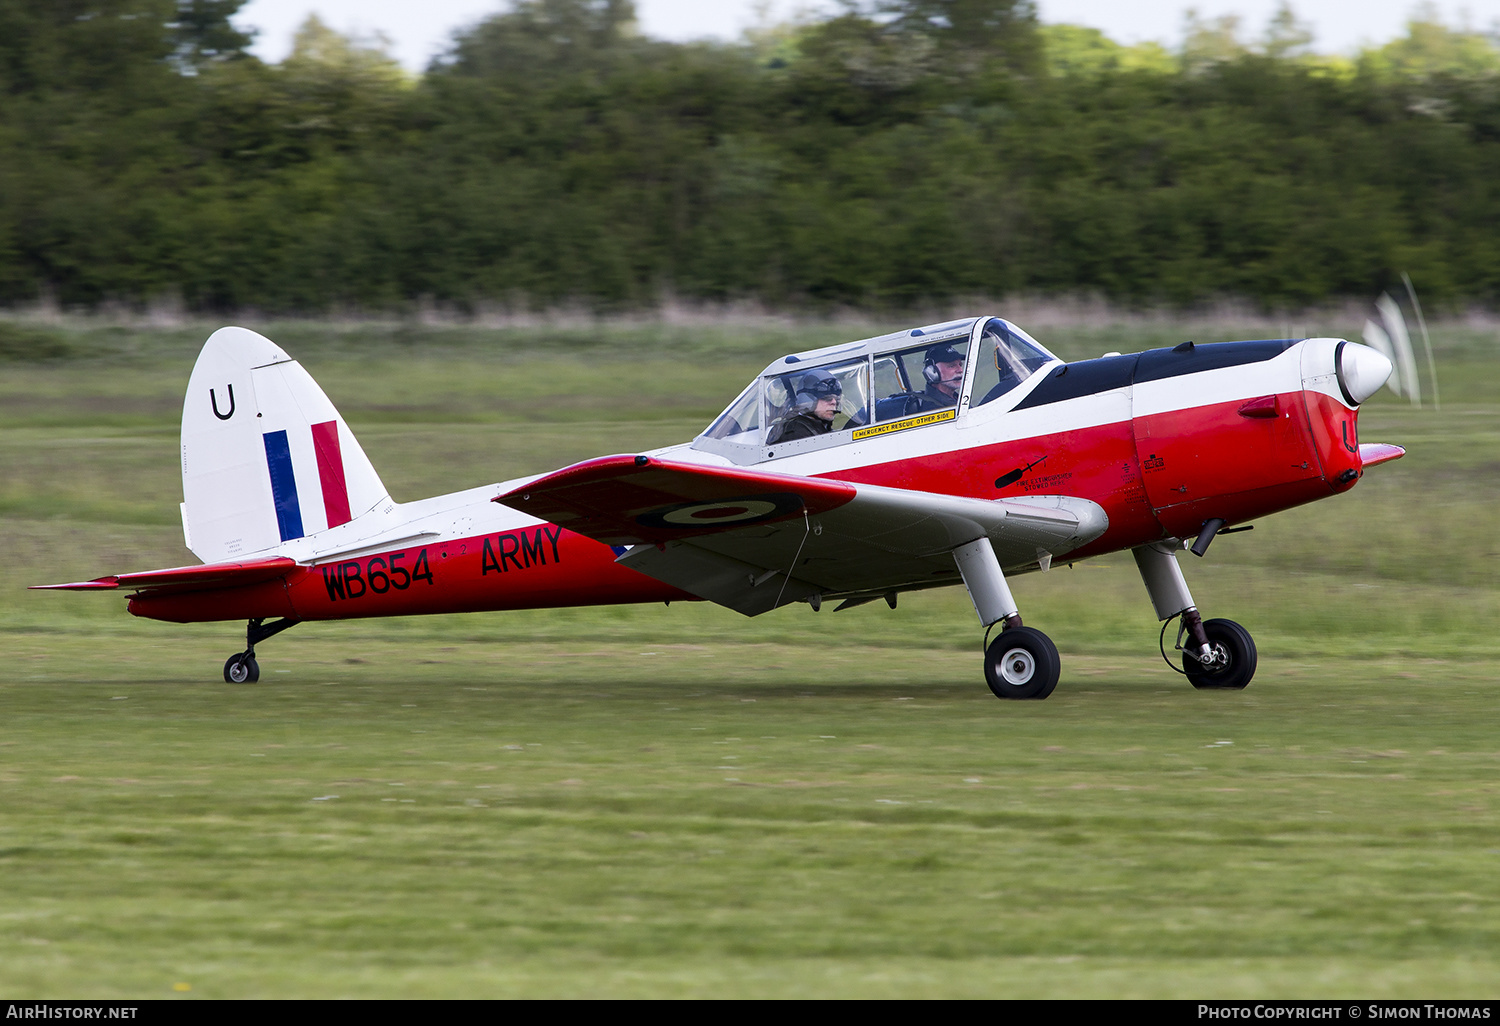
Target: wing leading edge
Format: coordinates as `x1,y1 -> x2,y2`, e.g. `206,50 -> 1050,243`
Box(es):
494,455 -> 1107,616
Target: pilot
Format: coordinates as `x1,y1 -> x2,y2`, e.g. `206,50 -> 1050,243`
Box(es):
921,343 -> 966,408
769,370 -> 843,444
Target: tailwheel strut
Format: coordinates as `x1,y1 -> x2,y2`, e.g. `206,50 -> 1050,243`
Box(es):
223,616 -> 299,684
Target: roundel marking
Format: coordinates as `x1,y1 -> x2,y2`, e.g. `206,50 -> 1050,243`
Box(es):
662,500 -> 776,525
636,492 -> 805,531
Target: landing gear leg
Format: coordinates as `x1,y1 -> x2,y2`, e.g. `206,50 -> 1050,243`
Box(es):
1132,542 -> 1257,690
223,617 -> 299,684
953,538 -> 1061,700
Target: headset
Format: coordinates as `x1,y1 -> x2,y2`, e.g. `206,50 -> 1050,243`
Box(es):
923,343 -> 966,384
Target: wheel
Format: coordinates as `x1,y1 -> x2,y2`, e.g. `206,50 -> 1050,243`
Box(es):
223,653 -> 259,684
984,626 -> 1061,700
1183,618 -> 1256,690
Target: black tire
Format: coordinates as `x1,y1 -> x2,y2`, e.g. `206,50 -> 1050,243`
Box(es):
1183,618 -> 1256,690
984,626 -> 1061,700
224,653 -> 260,684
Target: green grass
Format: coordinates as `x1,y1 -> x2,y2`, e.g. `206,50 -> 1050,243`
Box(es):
1,315 -> 1497,997
2,636 -> 1497,997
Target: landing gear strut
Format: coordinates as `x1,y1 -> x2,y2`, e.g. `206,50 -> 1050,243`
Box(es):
1133,541 -> 1257,691
953,538 -> 1062,700
223,616 -> 299,684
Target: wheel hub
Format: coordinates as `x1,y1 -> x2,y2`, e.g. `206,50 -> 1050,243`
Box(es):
1197,641 -> 1230,672
998,647 -> 1036,685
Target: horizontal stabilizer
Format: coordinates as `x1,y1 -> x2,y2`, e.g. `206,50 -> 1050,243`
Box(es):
32,556 -> 297,597
1358,443 -> 1405,468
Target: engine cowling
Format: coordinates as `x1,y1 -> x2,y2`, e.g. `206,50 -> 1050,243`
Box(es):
1300,339 -> 1393,491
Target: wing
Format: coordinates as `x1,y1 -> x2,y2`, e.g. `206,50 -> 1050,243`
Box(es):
32,556 -> 297,597
495,454 -> 859,545
495,455 -> 1107,616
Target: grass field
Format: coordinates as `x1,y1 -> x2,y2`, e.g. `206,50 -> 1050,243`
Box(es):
1,314 -> 1497,997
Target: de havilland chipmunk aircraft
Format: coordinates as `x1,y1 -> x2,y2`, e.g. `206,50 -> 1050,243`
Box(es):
35,317 -> 1404,699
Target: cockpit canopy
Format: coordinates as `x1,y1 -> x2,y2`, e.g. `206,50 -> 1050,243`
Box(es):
696,316 -> 1056,464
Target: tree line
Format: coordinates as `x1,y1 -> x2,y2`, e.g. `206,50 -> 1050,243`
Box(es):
3,0 -> 1499,313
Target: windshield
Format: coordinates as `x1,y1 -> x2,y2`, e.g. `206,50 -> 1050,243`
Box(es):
970,318 -> 1054,407
703,380 -> 761,441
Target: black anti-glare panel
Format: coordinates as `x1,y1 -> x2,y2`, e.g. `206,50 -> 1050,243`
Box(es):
1013,340 -> 1297,411
1132,339 -> 1297,383
1012,354 -> 1137,410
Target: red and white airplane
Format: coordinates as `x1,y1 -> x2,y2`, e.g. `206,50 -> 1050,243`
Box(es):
36,317 -> 1403,699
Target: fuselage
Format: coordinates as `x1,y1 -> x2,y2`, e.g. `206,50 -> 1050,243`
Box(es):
128,335 -> 1371,625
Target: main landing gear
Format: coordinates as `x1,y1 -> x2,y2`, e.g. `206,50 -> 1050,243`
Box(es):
983,625 -> 1060,700
953,538 -> 1061,700
1133,542 -> 1257,691
952,535 -> 1258,701
222,617 -> 299,684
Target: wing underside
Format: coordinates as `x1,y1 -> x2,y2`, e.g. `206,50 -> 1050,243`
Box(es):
496,455 -> 1107,616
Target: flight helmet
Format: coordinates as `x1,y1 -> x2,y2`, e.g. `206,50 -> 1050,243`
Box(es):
791,369 -> 843,415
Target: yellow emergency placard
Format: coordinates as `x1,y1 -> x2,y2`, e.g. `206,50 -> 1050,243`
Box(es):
852,407 -> 956,440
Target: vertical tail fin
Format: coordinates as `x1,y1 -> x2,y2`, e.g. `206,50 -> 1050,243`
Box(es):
181,327 -> 391,562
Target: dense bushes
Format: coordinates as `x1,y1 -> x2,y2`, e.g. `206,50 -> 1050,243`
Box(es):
2,0 -> 1499,311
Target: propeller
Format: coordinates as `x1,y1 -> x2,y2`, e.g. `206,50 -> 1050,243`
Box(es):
1402,272 -> 1441,411
1361,277 -> 1438,409
1367,294 -> 1419,405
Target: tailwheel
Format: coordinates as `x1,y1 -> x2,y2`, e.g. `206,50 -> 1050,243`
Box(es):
1183,618 -> 1257,690
984,626 -> 1060,700
224,652 -> 260,684
219,617 -> 297,684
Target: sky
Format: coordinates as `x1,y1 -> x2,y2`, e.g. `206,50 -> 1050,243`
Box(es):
233,0 -> 1500,72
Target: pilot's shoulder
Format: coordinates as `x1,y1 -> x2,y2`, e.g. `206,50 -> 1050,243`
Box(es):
776,418 -> 813,441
